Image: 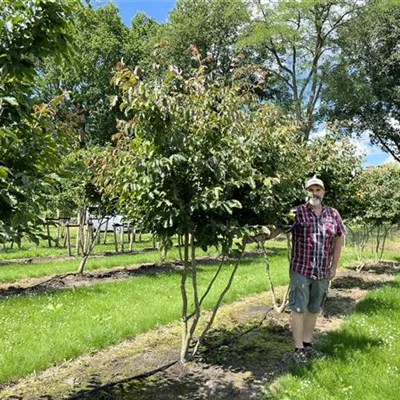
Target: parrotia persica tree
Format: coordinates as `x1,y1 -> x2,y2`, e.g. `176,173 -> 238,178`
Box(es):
0,0 -> 81,243
94,51 -> 306,361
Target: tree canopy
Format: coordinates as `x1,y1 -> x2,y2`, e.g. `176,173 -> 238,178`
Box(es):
323,0 -> 400,162
0,0 -> 82,242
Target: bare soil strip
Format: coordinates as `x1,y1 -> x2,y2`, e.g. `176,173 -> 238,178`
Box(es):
0,262 -> 397,400
0,250 -> 271,297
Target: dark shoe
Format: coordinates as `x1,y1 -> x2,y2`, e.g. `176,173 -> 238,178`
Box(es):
292,348 -> 308,364
304,344 -> 323,358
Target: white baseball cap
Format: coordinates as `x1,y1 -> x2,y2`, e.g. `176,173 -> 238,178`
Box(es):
305,176 -> 325,190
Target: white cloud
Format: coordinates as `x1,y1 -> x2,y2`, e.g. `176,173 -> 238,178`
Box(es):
310,127 -> 390,166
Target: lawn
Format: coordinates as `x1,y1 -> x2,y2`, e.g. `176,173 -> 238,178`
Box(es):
263,274 -> 400,399
0,251 -> 288,383
0,239 -> 398,390
0,245 -> 217,282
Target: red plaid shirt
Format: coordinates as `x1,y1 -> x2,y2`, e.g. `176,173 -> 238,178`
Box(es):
290,204 -> 346,280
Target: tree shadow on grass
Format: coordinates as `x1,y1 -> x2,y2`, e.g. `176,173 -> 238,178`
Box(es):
287,330 -> 384,383
322,293 -> 359,319
69,370 -> 244,400
65,319 -> 293,400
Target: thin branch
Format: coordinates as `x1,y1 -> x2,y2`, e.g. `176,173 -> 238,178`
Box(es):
192,246 -> 246,356
180,232 -> 189,362
373,134 -> 400,163
323,9 -> 355,40
186,254 -> 226,320
261,242 -> 288,313
265,42 -> 293,77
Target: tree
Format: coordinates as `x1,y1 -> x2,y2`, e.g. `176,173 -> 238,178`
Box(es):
36,2 -> 129,146
322,0 -> 400,162
238,0 -> 360,140
0,0 -> 82,243
350,163 -> 400,263
162,0 -> 249,74
123,12 -> 160,73
304,133 -> 362,218
95,54 -> 306,362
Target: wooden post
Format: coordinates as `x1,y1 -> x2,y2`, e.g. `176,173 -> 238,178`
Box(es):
127,222 -> 131,244
55,210 -> 61,247
120,224 -> 125,253
46,222 -> 52,248
129,226 -> 135,252
113,225 -> 119,253
103,218 -> 109,244
66,224 -> 72,256
76,208 -> 85,256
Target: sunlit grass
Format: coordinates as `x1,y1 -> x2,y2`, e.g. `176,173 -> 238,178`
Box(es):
0,246 -> 216,282
0,251 -> 288,383
0,236 -> 399,386
0,230 -> 155,260
263,277 -> 400,400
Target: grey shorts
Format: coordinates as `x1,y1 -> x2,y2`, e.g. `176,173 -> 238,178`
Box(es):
289,271 -> 329,314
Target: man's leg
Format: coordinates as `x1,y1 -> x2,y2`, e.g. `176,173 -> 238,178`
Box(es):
290,311 -> 305,349
303,311 -> 318,343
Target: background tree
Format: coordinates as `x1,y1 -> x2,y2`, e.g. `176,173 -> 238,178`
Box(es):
304,133 -> 362,218
0,0 -> 82,243
349,163 -> 400,263
123,12 -> 160,74
37,3 -> 127,146
322,0 -> 400,161
162,0 -> 249,74
238,0 -> 359,139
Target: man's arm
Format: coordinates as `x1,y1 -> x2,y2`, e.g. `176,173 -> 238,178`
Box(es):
329,235 -> 343,279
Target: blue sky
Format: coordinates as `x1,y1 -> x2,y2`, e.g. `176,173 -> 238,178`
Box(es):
94,0 -> 176,24
94,0 -> 389,166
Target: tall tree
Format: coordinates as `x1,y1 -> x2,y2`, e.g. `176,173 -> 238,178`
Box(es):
162,0 -> 249,74
37,3 -> 129,145
0,0 -> 81,243
124,12 -> 160,73
322,0 -> 400,162
239,0 -> 359,140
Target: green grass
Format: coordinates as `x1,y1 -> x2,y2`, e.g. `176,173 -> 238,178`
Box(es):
0,239 -> 398,387
0,246 -> 217,282
0,232 -> 155,260
263,278 -> 400,400
0,251 -> 288,383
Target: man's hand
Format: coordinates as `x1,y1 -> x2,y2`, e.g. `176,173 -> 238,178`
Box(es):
328,267 -> 337,280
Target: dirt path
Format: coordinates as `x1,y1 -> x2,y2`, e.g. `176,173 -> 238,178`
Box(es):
0,262 -> 397,400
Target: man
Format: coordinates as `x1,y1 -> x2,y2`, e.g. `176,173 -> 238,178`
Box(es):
289,176 -> 346,363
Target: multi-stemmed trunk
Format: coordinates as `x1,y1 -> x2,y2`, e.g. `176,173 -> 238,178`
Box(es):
180,233 -> 245,363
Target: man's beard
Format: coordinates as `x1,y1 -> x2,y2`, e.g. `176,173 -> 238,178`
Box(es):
308,196 -> 322,206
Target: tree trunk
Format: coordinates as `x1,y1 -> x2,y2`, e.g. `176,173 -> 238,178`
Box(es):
77,217 -> 104,275
76,207 -> 85,255
180,232 -> 190,363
